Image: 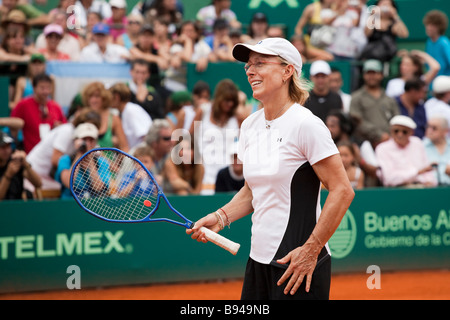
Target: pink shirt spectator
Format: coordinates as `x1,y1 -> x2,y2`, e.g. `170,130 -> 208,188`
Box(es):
105,16 -> 127,41
375,136 -> 437,187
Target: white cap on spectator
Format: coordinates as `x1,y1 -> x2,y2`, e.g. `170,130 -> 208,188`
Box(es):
432,75 -> 450,94
110,0 -> 126,8
232,37 -> 303,77
309,60 -> 331,76
74,123 -> 99,140
390,115 -> 417,130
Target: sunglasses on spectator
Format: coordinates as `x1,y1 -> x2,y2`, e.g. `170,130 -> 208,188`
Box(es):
160,136 -> 171,141
392,129 -> 410,135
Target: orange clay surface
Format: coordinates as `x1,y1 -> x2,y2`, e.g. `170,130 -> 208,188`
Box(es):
1,269 -> 449,300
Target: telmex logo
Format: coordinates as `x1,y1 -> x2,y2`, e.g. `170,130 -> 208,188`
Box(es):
329,210 -> 357,259
0,231 -> 126,260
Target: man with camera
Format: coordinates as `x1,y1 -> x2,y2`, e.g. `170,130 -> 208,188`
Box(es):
0,132 -> 42,200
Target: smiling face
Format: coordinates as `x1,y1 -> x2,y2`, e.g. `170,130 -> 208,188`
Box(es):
245,52 -> 287,104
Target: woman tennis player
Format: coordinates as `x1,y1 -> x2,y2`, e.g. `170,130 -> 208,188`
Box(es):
187,37 -> 354,300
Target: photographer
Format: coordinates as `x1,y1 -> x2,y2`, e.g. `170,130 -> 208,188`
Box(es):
56,123 -> 109,199
0,132 -> 42,201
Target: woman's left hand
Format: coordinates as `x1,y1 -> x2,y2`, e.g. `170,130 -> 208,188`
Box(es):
276,241 -> 321,295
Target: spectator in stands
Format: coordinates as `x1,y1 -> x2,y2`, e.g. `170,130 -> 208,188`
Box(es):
129,24 -> 169,86
153,17 -> 173,69
360,0 -> 409,62
165,20 -> 211,92
425,75 -> 450,133
424,116 -> 450,186
0,0 -> 50,27
395,78 -> 428,139
81,81 -> 129,151
11,73 -> 67,153
290,34 -> 334,63
79,23 -> 129,63
386,50 -> 440,98
73,0 -> 112,30
11,53 -> 48,109
375,115 -> 436,187
165,90 -> 193,131
325,109 -> 357,145
0,9 -> 33,47
294,0 -> 335,43
215,143 -> 244,193
267,25 -> 286,38
105,0 -> 127,43
337,140 -> 364,189
35,9 -> 81,60
196,0 -> 241,36
172,138 -> 204,194
350,59 -> 399,144
0,26 -> 30,63
205,18 -> 234,62
326,0 -> 362,60
0,117 -> 23,149
39,23 -> 71,61
329,67 -> 352,113
191,79 -> 240,195
423,10 -> 450,76
188,80 -> 211,135
241,12 -> 269,45
304,60 -> 343,123
109,82 -> 153,149
128,59 -> 165,120
142,119 -> 191,195
0,131 -> 41,200
55,122 -> 102,199
117,14 -> 143,50
26,108 -> 101,192
142,0 -> 183,36
77,11 -> 103,49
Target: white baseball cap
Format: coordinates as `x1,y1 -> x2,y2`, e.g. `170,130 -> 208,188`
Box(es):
390,115 -> 417,130
432,75 -> 450,94
309,60 -> 331,76
74,123 -> 99,140
109,0 -> 126,9
232,37 -> 303,77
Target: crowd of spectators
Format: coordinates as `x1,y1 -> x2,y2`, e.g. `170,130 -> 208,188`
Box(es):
1,0 -> 450,201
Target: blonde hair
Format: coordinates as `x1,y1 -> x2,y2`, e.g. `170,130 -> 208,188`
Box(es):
278,57 -> 310,105
82,81 -> 112,110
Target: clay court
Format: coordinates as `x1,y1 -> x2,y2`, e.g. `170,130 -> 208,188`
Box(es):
1,269 -> 449,300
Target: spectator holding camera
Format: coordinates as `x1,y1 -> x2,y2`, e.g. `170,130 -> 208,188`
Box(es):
0,132 -> 41,200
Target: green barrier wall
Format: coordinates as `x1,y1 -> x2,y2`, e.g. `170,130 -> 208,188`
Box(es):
1,188 -> 449,293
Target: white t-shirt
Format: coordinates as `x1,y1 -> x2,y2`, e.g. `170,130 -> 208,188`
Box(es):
27,123 -> 75,177
197,103 -> 239,195
79,43 -> 129,63
120,102 -> 153,149
238,104 -> 338,264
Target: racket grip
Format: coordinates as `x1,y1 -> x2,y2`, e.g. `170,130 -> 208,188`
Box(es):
200,226 -> 240,255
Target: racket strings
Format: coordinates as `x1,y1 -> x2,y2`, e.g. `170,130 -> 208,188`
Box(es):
72,150 -> 159,222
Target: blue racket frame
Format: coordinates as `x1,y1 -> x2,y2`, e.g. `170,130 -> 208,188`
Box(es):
70,147 -> 195,229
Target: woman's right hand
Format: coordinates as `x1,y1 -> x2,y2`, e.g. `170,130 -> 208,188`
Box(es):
186,212 -> 221,243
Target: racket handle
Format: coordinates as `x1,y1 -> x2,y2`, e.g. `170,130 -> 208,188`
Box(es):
200,226 -> 240,255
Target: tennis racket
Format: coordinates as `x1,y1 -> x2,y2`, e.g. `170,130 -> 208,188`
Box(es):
69,147 -> 240,255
